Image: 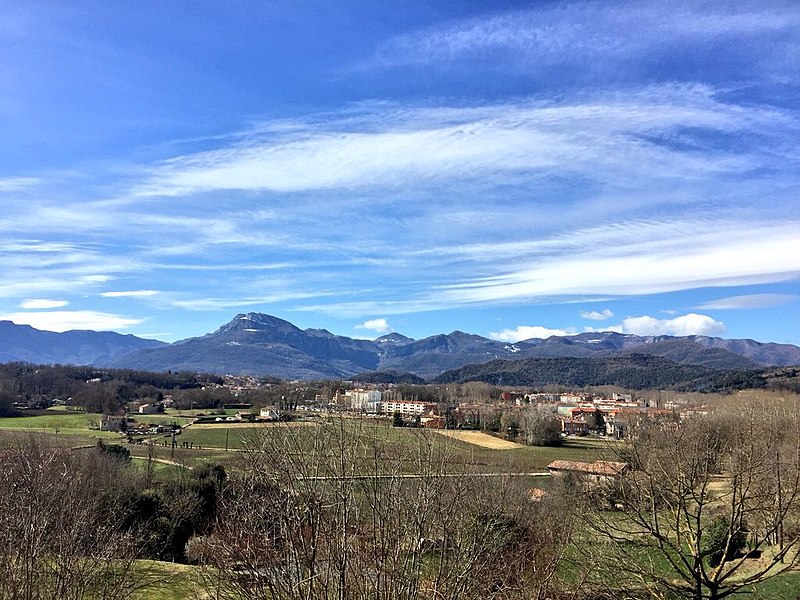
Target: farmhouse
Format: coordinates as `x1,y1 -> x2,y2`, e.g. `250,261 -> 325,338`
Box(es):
100,414 -> 127,431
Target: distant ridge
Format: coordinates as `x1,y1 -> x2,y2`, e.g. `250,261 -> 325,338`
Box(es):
0,320 -> 166,366
3,313 -> 799,380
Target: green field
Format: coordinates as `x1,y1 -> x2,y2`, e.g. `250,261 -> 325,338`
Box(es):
748,570 -> 800,599
177,422 -> 302,450
0,410 -> 189,431
0,411 -> 104,430
128,561 -> 206,600
123,561 -> 800,600
0,411 -> 615,475
177,420 -> 612,474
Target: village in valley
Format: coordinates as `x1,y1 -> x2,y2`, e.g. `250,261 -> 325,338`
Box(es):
111,373 -> 705,442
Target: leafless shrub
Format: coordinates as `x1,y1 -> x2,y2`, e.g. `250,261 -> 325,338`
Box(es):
192,418 -> 575,599
0,436 -> 144,599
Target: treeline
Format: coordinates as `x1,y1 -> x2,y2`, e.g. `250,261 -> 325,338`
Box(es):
0,362 -> 223,413
350,370 -> 426,385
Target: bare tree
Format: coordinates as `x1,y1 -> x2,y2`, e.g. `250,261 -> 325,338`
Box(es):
0,436 -> 145,599
190,418 -> 576,599
572,395 -> 800,600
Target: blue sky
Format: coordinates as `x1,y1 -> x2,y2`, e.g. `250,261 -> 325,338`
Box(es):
1,0 -> 799,344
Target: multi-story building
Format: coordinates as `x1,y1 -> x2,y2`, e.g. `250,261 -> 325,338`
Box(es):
381,400 -> 436,417
346,389 -> 382,412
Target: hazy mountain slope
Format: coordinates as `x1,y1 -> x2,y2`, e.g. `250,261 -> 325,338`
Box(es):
687,336 -> 800,367
0,320 -> 166,366
111,313 -> 381,379
377,331 -> 522,379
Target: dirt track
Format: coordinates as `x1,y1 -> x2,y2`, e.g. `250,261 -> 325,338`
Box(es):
433,430 -> 523,449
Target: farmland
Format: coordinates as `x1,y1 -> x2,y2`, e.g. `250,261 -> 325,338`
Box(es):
0,408 -> 612,476
1,402 -> 799,599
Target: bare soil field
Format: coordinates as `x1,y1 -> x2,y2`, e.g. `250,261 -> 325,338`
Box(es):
433,429 -> 523,449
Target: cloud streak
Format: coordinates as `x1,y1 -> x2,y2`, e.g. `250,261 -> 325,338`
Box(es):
100,290 -> 159,298
0,310 -> 143,332
435,222 -> 800,305
359,2 -> 800,79
138,91 -> 790,197
19,298 -> 69,309
694,294 -> 799,310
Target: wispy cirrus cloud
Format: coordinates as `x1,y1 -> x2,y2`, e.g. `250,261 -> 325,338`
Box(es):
435,222 -> 800,305
295,219 -> 800,318
358,1 -> 800,78
133,86 -> 795,199
0,177 -> 40,191
167,291 -> 337,311
694,294 -> 799,310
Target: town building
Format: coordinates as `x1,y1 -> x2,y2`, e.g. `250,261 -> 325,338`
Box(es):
381,400 -> 436,417
346,389 -> 382,412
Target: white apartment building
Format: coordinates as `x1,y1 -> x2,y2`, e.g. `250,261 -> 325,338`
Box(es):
346,389 -> 382,412
381,401 -> 436,416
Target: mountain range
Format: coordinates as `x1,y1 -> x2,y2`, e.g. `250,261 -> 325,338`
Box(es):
0,320 -> 166,366
1,313 -> 800,380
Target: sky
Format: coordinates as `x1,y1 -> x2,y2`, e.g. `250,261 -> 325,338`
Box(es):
1,0 -> 799,345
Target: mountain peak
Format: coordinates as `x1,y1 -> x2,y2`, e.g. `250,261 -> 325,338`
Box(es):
214,313 -> 302,335
374,332 -> 413,344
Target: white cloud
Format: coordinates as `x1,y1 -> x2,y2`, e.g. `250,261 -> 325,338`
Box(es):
355,318 -> 392,334
19,298 -> 69,309
694,294 -> 799,310
581,308 -> 613,321
489,325 -> 573,342
588,313 -> 725,337
0,310 -> 143,332
100,290 -> 159,298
